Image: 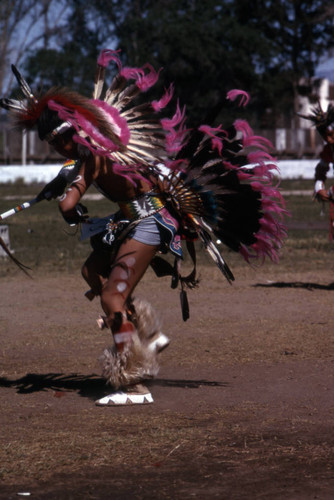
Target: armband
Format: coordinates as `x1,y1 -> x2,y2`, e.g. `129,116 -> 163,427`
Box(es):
314,180 -> 325,194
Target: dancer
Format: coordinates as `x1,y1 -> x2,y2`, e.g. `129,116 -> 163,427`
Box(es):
314,159 -> 330,202
1,49 -> 287,406
302,104 -> 334,239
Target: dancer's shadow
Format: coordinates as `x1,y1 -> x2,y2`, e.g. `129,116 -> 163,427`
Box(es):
0,373 -> 228,399
0,373 -> 105,399
254,281 -> 334,291
152,379 -> 228,389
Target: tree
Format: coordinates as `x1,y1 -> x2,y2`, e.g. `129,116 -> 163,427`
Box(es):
4,0 -> 333,128
24,0 -> 102,96
86,0 -> 334,127
83,0 -> 270,126
234,0 -> 334,127
0,0 -> 69,96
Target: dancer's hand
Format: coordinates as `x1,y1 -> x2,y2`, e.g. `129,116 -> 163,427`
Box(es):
61,203 -> 89,225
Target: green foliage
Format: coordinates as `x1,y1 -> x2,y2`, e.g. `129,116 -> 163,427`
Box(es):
86,0 -> 267,125
23,1 -> 102,96
7,0 -> 334,127
84,0 -> 334,126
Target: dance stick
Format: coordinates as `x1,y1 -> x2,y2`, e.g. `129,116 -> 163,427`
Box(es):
0,197 -> 44,221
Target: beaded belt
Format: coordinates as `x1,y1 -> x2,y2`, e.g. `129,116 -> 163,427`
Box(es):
118,193 -> 165,221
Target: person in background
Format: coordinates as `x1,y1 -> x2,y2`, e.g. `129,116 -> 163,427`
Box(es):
306,106 -> 334,240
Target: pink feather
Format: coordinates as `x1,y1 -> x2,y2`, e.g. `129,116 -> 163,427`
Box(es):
112,163 -> 146,187
226,89 -> 250,107
152,84 -> 174,112
242,135 -> 273,151
234,119 -> 253,137
247,150 -> 273,165
161,103 -> 188,155
97,49 -> 122,69
93,100 -> 130,146
137,64 -> 161,91
198,124 -> 226,155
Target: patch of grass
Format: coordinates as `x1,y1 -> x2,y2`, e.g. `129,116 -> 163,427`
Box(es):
279,178 -> 314,191
0,180 -> 332,277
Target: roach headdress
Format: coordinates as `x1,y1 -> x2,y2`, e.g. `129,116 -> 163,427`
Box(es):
298,102 -> 334,139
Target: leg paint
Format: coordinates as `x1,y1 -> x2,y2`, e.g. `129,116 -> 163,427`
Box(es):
98,240 -> 163,388
101,257 -> 138,351
111,312 -> 136,353
99,299 -> 165,389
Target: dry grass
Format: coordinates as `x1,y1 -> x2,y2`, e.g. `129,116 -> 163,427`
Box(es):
0,178 -> 332,275
1,179 -> 334,498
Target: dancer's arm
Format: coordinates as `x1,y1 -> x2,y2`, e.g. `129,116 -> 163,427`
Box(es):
36,160 -> 81,201
58,159 -> 94,224
314,181 -> 334,202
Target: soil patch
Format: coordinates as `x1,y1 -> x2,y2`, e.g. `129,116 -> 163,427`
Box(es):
1,265 -> 334,499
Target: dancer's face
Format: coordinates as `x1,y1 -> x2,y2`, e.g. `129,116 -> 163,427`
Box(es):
326,129 -> 334,144
49,130 -> 80,159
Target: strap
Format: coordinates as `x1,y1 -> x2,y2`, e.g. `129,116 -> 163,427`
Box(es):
0,237 -> 32,278
150,239 -> 199,322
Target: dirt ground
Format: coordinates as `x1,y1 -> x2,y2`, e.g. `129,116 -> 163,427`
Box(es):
1,259 -> 334,499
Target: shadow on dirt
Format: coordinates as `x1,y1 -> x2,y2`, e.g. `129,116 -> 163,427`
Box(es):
254,281 -> 334,291
0,373 -> 227,398
152,378 -> 228,389
0,373 -> 104,398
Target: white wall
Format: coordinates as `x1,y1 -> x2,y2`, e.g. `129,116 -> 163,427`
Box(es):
0,160 -> 324,183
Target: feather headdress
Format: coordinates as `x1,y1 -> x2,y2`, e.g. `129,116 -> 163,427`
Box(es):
163,92 -> 288,267
0,50 -> 288,277
0,50 -> 187,179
